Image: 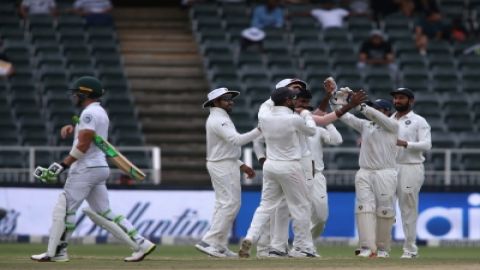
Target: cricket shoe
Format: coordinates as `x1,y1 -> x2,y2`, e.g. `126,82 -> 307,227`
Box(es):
357,248 -> 376,258
124,239 -> 156,262
30,252 -> 69,262
288,247 -> 320,258
268,249 -> 288,258
194,241 -> 227,258
256,248 -> 270,259
400,251 -> 418,259
238,238 -> 252,258
223,248 -> 239,258
377,249 -> 390,258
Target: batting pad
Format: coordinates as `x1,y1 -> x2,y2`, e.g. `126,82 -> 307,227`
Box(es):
376,217 -> 394,251
83,208 -> 139,251
356,212 -> 376,252
47,192 -> 67,257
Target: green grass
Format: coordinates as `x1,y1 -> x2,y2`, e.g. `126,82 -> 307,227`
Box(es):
0,243 -> 479,270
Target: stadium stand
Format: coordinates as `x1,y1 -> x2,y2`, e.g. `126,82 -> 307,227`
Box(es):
190,0 -> 480,176
0,0 -> 146,173
0,0 -> 479,186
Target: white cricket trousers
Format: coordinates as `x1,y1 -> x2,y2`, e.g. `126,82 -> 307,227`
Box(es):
202,159 -> 241,249
355,168 -> 397,251
65,167 -> 111,223
396,163 -> 424,254
309,171 -> 329,239
246,159 -> 314,252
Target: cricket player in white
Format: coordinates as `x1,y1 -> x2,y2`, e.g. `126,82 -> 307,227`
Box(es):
31,76 -> 155,262
195,87 -> 260,258
239,86 -> 318,258
390,88 -> 431,259
252,78 -> 360,257
308,120 -> 343,239
328,88 -> 399,258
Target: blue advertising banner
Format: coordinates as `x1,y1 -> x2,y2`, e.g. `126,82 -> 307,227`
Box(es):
235,192 -> 480,241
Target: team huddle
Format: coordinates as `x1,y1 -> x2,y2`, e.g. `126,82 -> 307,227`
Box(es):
196,76 -> 431,259
29,75 -> 430,263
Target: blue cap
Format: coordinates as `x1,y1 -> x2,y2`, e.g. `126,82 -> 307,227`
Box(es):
390,88 -> 414,99
369,99 -> 393,111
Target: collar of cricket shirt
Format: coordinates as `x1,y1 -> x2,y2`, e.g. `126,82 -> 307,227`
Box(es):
210,107 -> 230,116
272,106 -> 294,114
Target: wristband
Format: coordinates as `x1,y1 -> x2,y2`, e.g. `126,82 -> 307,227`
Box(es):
69,147 -> 85,159
60,162 -> 70,169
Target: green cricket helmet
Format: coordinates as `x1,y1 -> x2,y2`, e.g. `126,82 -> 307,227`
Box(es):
70,76 -> 105,99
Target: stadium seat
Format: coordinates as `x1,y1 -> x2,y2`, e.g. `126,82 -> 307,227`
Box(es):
401,69 -> 430,92
0,151 -> 25,168
292,29 -> 321,45
462,154 -> 480,171
384,13 -> 413,31
334,153 -> 359,170
445,115 -> 473,132
322,27 -> 350,43
432,131 -> 457,148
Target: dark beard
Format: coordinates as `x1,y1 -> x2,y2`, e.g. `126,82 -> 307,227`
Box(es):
395,104 -> 410,112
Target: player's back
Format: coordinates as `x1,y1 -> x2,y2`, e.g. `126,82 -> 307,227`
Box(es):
260,106 -> 302,161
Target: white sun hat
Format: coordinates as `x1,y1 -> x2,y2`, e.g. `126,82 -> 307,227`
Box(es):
241,27 -> 266,42
202,87 -> 240,108
275,78 -> 308,89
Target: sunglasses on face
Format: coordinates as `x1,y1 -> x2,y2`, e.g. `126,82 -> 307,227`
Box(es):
219,96 -> 234,102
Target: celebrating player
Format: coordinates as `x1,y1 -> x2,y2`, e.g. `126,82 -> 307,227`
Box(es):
31,76 -> 156,262
325,83 -> 398,258
391,88 -> 431,259
194,87 -> 260,258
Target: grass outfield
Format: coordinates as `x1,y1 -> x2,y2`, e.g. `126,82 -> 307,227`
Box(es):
0,243 -> 479,270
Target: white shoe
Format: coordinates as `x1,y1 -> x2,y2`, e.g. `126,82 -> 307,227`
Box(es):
357,248 -> 376,258
288,247 -> 319,258
268,249 -> 288,258
31,252 -> 69,262
401,251 -> 418,259
223,248 -> 239,258
194,241 -> 227,258
256,249 -> 270,259
124,239 -> 156,262
238,238 -> 252,258
377,250 -> 390,258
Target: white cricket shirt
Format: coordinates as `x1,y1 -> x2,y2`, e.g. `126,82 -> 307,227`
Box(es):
259,106 -> 316,161
391,111 -> 431,164
70,102 -> 109,171
339,106 -> 399,170
308,124 -> 343,172
206,107 -> 261,162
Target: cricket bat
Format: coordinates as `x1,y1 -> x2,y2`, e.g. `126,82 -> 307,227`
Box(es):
72,116 -> 146,181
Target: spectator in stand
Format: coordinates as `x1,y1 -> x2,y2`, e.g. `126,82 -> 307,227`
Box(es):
251,0 -> 284,29
19,0 -> 57,18
289,1 -> 349,29
413,0 -> 439,15
414,9 -> 449,55
310,1 -> 349,29
241,0 -> 284,50
341,0 -> 371,17
357,29 -> 397,75
72,0 -> 113,26
393,0 -> 416,18
370,0 -> 397,22
449,17 -> 469,43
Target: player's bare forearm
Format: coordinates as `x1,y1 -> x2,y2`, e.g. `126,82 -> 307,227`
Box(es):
76,129 -> 95,152
318,91 -> 332,112
240,164 -> 255,179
